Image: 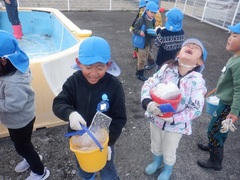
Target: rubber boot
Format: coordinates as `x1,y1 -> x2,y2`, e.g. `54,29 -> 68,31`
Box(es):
157,164 -> 173,180
136,69 -> 147,81
145,155 -> 163,175
197,143 -> 210,151
197,147 -> 223,171
12,24 -> 23,39
133,50 -> 138,58
83,173 -> 96,180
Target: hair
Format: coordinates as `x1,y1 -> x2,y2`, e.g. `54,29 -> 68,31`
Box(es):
0,59 -> 17,76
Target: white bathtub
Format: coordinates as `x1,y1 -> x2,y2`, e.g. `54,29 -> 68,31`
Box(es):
0,7 -> 92,137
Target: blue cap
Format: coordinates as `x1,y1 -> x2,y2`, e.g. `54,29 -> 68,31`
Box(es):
78,36 -> 110,65
139,0 -> 147,8
145,1 -> 158,13
148,0 -> 159,6
182,38 -> 208,62
0,30 -> 29,73
228,23 -> 240,34
73,36 -> 121,76
165,8 -> 184,32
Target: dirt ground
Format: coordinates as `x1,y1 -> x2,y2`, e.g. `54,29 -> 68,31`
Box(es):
1,11 -> 240,180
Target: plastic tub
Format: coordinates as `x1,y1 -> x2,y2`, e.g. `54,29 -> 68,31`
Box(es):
150,89 -> 182,118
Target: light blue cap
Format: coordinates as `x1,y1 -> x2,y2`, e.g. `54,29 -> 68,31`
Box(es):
73,36 -> 121,76
228,22 -> 240,34
182,38 -> 208,62
165,8 -> 184,32
0,30 -> 29,73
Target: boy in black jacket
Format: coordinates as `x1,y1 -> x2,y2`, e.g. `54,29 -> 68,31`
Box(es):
52,36 -> 127,180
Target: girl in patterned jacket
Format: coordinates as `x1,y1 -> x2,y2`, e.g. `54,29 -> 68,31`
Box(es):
141,38 -> 208,180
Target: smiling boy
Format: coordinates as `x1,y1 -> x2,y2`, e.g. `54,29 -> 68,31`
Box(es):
52,36 -> 127,180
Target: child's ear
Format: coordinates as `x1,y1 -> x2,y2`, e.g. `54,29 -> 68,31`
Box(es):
75,58 -> 81,67
0,58 -> 7,66
197,59 -> 204,66
107,61 -> 112,68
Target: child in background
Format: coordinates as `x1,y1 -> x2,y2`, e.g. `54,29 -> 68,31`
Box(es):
141,38 -> 207,180
145,0 -> 163,70
129,0 -> 147,58
197,23 -> 240,171
3,0 -> 23,39
52,36 -> 127,180
0,30 -> 50,180
132,1 -> 159,81
155,7 -> 185,71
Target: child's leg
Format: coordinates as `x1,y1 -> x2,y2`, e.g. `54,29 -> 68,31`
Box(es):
100,145 -> 119,180
136,47 -> 149,81
8,118 -> 44,175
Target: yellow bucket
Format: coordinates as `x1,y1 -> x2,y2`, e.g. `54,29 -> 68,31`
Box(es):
70,134 -> 109,173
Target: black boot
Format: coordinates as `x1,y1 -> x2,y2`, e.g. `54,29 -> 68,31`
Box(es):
198,143 -> 210,151
136,70 -> 148,81
197,147 -> 223,171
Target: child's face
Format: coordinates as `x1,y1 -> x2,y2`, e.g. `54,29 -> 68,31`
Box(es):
178,43 -> 203,66
146,10 -> 156,19
226,33 -> 240,54
79,62 -> 109,84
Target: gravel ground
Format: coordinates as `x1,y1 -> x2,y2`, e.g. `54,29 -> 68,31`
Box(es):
1,11 -> 240,180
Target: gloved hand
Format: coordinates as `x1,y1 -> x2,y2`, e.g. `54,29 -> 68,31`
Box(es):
69,112 -> 87,130
107,146 -> 112,161
129,26 -> 133,33
147,101 -> 163,116
220,118 -> 237,133
161,117 -> 173,123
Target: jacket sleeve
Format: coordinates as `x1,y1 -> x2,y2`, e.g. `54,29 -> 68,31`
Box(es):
132,17 -> 144,35
108,81 -> 127,146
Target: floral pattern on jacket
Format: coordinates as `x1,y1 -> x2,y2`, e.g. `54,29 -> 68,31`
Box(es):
141,64 -> 207,135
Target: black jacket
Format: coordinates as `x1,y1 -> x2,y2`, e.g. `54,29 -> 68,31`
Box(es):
52,71 -> 127,146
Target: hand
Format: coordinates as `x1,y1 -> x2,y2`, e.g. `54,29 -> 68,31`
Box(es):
5,0 -> 11,4
161,117 -> 173,123
147,101 -> 162,116
107,146 -> 112,161
220,118 -> 237,133
129,26 -> 133,33
69,112 -> 87,130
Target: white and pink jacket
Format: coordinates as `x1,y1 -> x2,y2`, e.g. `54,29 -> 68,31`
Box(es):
141,64 -> 207,135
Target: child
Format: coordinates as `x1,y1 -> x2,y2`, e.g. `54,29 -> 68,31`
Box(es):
132,1 -> 159,81
3,0 -> 23,39
0,30 -> 50,180
52,36 -> 127,180
155,7 -> 185,71
197,22 -> 240,171
141,38 -> 208,180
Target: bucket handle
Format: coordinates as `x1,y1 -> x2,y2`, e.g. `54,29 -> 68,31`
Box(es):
80,124 -> 104,151
206,88 -> 216,98
64,125 -> 104,151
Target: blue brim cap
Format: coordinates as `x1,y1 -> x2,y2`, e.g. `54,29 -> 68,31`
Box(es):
182,38 -> 208,62
72,60 -> 121,77
0,30 -> 29,73
228,23 -> 240,34
165,8 -> 183,32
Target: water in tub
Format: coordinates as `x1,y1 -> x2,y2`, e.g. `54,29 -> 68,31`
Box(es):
18,34 -> 58,59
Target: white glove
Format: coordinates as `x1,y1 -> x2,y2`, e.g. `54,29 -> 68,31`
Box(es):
220,118 -> 237,133
69,112 -> 87,130
147,101 -> 163,116
129,26 -> 133,33
107,146 -> 112,161
161,117 -> 173,123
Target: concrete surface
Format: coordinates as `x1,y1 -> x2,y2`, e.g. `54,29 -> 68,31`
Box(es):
0,10 -> 240,180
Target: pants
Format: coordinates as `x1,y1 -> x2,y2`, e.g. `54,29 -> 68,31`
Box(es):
207,101 -> 231,148
4,0 -> 20,25
137,46 -> 150,70
8,118 -> 44,175
150,122 -> 182,165
77,145 -> 119,180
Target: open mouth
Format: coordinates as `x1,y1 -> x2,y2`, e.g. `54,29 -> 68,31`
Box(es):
185,49 -> 193,55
